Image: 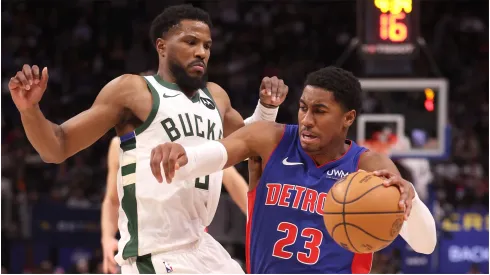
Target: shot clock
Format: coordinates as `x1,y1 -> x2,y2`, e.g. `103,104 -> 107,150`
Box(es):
357,0 -> 419,58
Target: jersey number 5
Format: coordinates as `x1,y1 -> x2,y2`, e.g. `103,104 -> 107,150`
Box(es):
272,222 -> 323,265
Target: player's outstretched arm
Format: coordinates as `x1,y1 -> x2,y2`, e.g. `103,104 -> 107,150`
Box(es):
150,121 -> 284,184
358,151 -> 437,255
10,65 -> 136,163
101,137 -> 120,274
207,78 -> 288,137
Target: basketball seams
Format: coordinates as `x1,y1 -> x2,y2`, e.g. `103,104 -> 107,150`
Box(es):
342,172 -> 363,253
323,211 -> 404,215
331,176 -> 388,205
342,184 -> 384,204
329,188 -> 343,204
330,223 -> 343,237
344,223 -> 392,243
324,171 -> 402,254
330,222 -> 391,246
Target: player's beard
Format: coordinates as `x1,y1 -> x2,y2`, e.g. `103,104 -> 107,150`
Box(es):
168,56 -> 208,94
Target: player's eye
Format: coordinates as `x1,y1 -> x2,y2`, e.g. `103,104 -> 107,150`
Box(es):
184,38 -> 197,45
299,106 -> 307,112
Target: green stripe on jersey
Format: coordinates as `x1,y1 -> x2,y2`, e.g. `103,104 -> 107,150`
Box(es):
121,183 -> 138,259
136,254 -> 156,274
135,78 -> 160,135
120,137 -> 136,152
122,163 -> 136,176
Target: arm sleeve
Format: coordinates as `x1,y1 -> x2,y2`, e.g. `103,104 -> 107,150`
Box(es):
399,183 -> 437,254
244,100 -> 279,125
172,141 -> 228,182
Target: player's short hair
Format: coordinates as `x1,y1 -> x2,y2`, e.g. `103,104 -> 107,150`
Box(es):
149,4 -> 212,46
304,66 -> 362,113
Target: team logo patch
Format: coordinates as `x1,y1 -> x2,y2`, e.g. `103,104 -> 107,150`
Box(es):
163,261 -> 173,273
200,97 -> 216,110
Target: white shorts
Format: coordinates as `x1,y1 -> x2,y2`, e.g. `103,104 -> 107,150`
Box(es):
120,233 -> 244,274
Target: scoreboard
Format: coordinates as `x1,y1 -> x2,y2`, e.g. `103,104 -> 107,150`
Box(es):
357,0 -> 419,58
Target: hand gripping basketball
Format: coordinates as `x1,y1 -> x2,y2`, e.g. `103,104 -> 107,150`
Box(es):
9,64 -> 49,112
373,169 -> 415,221
323,170 -> 407,253
150,143 -> 189,184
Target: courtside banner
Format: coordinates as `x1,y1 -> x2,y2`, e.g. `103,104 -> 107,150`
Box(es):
438,208 -> 488,274
31,201 -> 101,245
401,242 -> 432,273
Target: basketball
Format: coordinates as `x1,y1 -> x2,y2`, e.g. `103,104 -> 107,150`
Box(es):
323,170 -> 404,254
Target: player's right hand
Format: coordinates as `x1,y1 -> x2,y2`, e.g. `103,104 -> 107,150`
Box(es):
150,142 -> 189,183
9,64 -> 49,112
101,236 -> 119,274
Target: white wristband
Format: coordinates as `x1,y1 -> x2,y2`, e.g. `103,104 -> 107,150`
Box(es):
174,141 -> 228,181
244,100 -> 279,125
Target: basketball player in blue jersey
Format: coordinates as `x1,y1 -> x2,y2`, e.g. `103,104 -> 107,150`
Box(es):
150,66 -> 437,274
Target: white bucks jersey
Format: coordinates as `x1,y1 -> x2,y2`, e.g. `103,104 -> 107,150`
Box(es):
115,75 -> 224,262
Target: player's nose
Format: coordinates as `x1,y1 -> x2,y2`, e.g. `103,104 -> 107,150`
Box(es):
194,44 -> 206,59
300,110 -> 314,127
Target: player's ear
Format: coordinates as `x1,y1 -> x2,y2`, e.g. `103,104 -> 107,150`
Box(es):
156,38 -> 166,57
344,109 -> 356,128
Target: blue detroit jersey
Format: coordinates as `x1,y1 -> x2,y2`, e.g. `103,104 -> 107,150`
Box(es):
246,124 -> 373,274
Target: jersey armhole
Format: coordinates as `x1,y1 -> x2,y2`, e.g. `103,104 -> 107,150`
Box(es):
134,76 -> 160,135
355,148 -> 369,171
202,87 -> 223,126
249,124 -> 291,192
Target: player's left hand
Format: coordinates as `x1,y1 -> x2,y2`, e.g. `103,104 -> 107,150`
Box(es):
101,236 -> 119,274
373,170 -> 415,221
259,76 -> 288,107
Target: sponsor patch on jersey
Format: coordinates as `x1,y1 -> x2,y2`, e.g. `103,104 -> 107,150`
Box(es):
200,97 -> 216,110
325,169 -> 349,180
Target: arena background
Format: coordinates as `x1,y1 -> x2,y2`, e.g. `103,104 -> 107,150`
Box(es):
1,0 -> 488,273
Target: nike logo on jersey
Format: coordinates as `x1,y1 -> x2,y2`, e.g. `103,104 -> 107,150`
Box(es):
162,93 -> 180,98
282,157 -> 303,166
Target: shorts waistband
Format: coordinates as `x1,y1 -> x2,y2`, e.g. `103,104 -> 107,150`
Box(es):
150,237 -> 202,255
122,236 -> 204,266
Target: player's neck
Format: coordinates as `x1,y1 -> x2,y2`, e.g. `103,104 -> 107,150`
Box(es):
311,138 -> 348,166
156,69 -> 177,85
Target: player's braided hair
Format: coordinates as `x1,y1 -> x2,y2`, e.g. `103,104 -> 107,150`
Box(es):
149,4 -> 212,46
304,66 -> 362,114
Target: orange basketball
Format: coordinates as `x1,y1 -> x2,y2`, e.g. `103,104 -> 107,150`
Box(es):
323,170 -> 404,254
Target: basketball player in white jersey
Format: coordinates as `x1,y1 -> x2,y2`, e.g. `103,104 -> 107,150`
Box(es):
8,4 -> 288,273
102,136 -> 249,273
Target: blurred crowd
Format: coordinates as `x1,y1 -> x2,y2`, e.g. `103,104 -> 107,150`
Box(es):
1,0 -> 488,273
